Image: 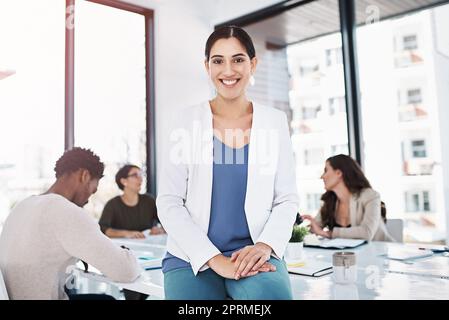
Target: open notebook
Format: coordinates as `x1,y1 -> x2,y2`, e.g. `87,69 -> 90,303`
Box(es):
304,235 -> 367,250
138,255 -> 163,270
287,260 -> 333,277
381,247 -> 434,261
386,256 -> 449,279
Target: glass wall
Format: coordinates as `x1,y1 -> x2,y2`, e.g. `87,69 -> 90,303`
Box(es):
356,2 -> 449,243
74,1 -> 147,219
239,0 -> 449,243
0,1 -> 151,227
244,0 -> 349,217
0,0 -> 65,229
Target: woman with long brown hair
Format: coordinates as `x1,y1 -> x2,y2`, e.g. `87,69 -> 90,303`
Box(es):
302,154 -> 394,241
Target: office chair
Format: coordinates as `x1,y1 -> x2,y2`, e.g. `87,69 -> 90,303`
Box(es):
386,219 -> 404,243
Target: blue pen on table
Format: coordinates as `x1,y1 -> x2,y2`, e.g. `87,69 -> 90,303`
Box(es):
139,256 -> 157,260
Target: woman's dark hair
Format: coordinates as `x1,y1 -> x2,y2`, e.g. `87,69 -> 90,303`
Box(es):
205,26 -> 256,60
54,147 -> 104,179
320,154 -> 372,230
115,164 -> 140,190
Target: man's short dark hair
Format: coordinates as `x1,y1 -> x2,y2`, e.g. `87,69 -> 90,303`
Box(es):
54,147 -> 104,179
115,164 -> 140,190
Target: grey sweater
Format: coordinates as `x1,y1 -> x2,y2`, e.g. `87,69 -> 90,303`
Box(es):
0,194 -> 141,300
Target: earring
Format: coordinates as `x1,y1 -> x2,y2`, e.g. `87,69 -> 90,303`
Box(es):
250,75 -> 255,86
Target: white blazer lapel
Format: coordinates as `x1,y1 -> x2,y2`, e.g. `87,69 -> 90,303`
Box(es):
245,103 -> 258,220
244,104 -> 278,237
197,102 -> 214,231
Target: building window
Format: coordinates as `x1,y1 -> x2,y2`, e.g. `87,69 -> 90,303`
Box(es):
299,60 -> 319,77
412,193 -> 420,212
411,140 -> 427,158
331,144 -> 349,155
423,191 -> 430,212
405,191 -> 431,212
403,34 -> 418,51
306,194 -> 321,211
302,105 -> 321,120
329,97 -> 345,115
407,88 -> 422,104
304,148 -> 324,166
325,47 -> 343,66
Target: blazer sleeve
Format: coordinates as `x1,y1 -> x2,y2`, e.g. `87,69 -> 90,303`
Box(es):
256,113 -> 300,258
332,190 -> 381,241
156,114 -> 220,275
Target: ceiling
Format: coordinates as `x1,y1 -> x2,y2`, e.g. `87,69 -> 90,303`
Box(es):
244,0 -> 449,47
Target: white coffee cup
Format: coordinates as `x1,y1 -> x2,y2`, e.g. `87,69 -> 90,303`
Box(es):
332,252 -> 357,284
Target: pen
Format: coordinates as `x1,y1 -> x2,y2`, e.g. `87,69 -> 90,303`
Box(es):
386,269 -> 449,280
419,247 -> 449,253
139,256 -> 157,260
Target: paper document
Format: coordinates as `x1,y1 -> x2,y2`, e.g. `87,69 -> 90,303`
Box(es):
138,255 -> 163,270
304,236 -> 367,249
287,259 -> 333,277
386,256 -> 449,280
381,247 -> 434,261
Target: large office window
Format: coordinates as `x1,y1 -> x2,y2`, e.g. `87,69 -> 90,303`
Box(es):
240,0 -> 349,216
219,0 -> 449,243
356,1 -> 449,243
0,1 -> 153,227
0,1 -> 65,229
74,1 -> 147,219
306,193 -> 322,211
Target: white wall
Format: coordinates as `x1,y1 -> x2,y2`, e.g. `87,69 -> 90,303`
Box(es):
121,0 -> 283,191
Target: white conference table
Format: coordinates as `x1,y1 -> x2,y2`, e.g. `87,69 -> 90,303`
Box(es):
77,235 -> 449,300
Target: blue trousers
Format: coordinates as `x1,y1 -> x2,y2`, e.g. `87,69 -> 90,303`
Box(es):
164,257 -> 292,300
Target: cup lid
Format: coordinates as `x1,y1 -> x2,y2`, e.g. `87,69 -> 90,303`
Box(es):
333,252 -> 356,266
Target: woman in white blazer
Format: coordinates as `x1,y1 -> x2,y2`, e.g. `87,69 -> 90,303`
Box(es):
302,154 -> 394,242
156,26 -> 299,300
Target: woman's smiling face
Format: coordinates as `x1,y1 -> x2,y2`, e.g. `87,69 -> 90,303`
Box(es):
205,37 -> 257,101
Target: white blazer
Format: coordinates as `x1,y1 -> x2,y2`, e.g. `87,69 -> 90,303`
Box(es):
156,101 -> 299,275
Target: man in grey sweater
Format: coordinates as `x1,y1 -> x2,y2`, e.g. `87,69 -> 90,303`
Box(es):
0,148 -> 141,300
